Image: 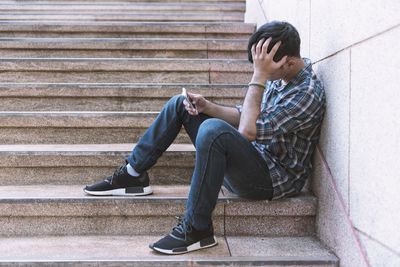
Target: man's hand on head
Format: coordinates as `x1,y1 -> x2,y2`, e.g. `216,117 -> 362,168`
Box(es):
251,37 -> 287,84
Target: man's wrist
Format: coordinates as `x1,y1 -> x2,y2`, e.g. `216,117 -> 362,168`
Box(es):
248,82 -> 266,90
203,99 -> 213,114
251,73 -> 269,85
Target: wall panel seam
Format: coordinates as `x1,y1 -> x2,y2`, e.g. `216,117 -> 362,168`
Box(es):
348,48 -> 352,215
313,24 -> 400,64
356,227 -> 400,256
316,146 -> 371,267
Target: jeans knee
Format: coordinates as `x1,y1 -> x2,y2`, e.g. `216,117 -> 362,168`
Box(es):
168,94 -> 184,106
164,94 -> 185,113
196,119 -> 231,146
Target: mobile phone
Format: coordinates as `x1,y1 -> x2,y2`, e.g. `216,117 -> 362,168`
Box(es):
181,87 -> 197,111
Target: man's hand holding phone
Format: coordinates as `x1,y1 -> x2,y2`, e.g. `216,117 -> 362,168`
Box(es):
182,88 -> 207,116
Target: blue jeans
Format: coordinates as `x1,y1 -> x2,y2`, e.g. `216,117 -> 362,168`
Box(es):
126,95 -> 273,230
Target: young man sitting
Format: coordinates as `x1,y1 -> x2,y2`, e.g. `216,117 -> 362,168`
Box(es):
84,21 -> 326,255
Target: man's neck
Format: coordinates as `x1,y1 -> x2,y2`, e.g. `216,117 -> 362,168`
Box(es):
282,58 -> 306,85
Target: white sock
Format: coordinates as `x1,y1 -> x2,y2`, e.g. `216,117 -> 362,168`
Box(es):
126,163 -> 140,177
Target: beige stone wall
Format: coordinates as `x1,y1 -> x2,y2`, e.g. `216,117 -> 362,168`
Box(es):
245,0 -> 400,266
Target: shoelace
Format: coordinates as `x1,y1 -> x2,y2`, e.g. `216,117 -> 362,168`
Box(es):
106,165 -> 125,185
173,216 -> 192,241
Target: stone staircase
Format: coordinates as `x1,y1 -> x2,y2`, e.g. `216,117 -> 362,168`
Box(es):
0,0 -> 339,266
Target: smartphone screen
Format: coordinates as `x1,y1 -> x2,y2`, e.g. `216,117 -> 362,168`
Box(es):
182,87 -> 196,111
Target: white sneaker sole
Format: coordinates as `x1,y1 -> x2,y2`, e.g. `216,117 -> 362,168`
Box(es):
84,186 -> 153,196
151,236 -> 218,255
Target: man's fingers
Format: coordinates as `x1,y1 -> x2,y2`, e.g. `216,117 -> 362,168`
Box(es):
188,92 -> 202,101
276,55 -> 288,68
261,37 -> 272,56
255,38 -> 265,56
186,105 -> 195,114
184,98 -> 197,113
269,40 -> 282,58
183,100 -> 192,109
186,105 -> 197,115
251,43 -> 256,58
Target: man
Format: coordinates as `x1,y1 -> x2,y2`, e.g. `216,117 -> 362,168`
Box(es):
84,21 -> 326,255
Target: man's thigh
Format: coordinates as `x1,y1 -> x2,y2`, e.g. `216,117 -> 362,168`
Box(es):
223,135 -> 273,200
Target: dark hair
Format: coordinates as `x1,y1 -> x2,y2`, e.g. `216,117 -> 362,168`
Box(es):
248,21 -> 301,63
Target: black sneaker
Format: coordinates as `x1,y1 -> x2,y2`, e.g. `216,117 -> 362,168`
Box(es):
149,216 -> 217,255
83,165 -> 152,196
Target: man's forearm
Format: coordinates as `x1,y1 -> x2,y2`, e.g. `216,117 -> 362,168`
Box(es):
238,85 -> 264,141
237,36 -> 286,141
203,101 -> 240,128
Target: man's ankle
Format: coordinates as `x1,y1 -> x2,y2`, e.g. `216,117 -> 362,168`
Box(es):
126,163 -> 141,177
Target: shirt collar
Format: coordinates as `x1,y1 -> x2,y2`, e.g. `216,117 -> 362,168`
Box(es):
273,58 -> 312,92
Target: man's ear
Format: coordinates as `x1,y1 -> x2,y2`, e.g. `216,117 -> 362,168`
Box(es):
286,57 -> 296,67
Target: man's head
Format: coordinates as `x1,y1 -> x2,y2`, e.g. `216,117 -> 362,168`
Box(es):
248,21 -> 303,82
248,21 -> 301,63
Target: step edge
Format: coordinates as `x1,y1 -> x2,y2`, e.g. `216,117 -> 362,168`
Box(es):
0,37 -> 249,42
0,57 -> 250,62
0,192 -> 316,205
0,21 -> 256,26
0,256 -> 339,265
0,143 -> 195,153
0,83 -> 248,87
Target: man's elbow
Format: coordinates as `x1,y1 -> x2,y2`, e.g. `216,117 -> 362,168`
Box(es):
239,129 -> 257,142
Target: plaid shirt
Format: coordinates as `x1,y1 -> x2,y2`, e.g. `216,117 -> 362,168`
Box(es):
237,58 -> 326,199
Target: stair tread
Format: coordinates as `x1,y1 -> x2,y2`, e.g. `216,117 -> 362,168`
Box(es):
0,184 -> 194,200
0,143 -> 195,153
0,57 -> 252,72
0,37 -> 248,41
0,38 -> 248,59
0,21 -> 255,39
0,82 -> 247,91
0,2 -> 246,13
0,82 -> 247,86
0,37 -> 247,49
0,58 -> 253,85
0,84 -> 246,111
0,11 -> 243,15
0,112 -> 184,128
0,185 -> 316,237
0,111 -> 161,114
0,184 -> 315,202
0,21 -> 255,33
0,57 -> 249,62
0,14 -> 244,24
0,21 -> 253,26
0,83 -> 246,106
0,2 -> 245,8
0,235 -> 338,265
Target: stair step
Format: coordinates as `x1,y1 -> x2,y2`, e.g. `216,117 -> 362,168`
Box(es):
0,21 -> 255,38
7,0 -> 246,3
0,184 -> 316,237
0,235 -> 338,266
0,83 -> 246,111
0,2 -> 246,13
0,38 -> 248,59
0,143 -> 311,191
0,58 -> 253,83
0,12 -> 244,23
0,112 -> 194,144
0,144 -> 195,185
